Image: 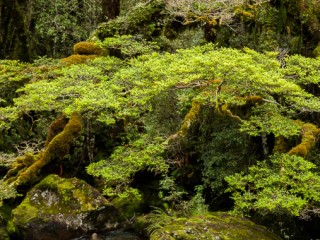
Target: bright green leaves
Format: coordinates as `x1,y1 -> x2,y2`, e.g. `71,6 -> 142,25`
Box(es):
5,44 -> 316,132
15,64 -> 105,112
283,54 -> 320,85
1,44 -> 320,203
0,180 -> 18,206
240,103 -> 302,137
10,57 -> 123,116
0,60 -> 32,107
226,154 -> 320,218
86,135 -> 168,194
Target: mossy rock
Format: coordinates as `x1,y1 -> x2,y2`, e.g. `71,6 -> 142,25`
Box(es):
11,174 -> 118,240
73,42 -> 102,55
147,212 -> 282,240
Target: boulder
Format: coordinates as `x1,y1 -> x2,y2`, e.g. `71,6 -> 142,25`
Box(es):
11,174 -> 118,240
146,212 -> 282,240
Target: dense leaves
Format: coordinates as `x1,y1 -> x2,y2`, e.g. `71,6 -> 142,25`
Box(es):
226,154 -> 320,218
0,43 -> 319,224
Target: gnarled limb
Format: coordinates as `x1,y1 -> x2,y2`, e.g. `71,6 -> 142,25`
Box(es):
6,113 -> 82,187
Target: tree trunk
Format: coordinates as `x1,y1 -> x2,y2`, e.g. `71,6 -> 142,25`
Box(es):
102,0 -> 120,20
0,0 -> 33,61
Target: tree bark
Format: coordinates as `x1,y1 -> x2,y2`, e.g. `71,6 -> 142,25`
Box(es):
102,0 -> 120,20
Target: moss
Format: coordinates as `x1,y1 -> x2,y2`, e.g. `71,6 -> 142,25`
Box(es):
258,28 -> 279,51
11,174 -> 111,236
235,7 -> 255,21
112,188 -> 143,220
273,136 -> 288,153
296,0 -> 320,36
4,153 -> 37,183
45,115 -> 68,147
289,123 -> 319,157
147,212 -> 281,240
179,101 -> 201,136
244,95 -> 263,103
33,175 -> 107,211
73,42 -> 102,55
60,54 -> 96,65
7,113 -> 82,187
6,220 -> 16,237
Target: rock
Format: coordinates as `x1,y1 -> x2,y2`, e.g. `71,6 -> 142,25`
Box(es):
11,174 -> 118,240
147,212 -> 282,240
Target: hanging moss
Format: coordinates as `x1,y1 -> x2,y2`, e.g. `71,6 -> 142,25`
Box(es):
4,153 -> 37,183
7,113 -> 82,187
288,123 -> 319,157
73,42 -> 102,55
60,54 -> 97,65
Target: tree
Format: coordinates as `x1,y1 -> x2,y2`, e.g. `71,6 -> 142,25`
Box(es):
1,43 -> 318,198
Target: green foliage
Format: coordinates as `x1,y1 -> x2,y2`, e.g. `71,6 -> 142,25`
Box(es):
195,114 -> 257,195
92,0 -> 164,40
239,104 -> 302,138
0,181 -> 18,207
0,60 -> 32,107
226,154 -> 320,218
158,176 -> 186,206
112,187 -> 142,219
283,54 -> 320,86
187,185 -> 208,215
99,35 -> 160,58
87,135 -> 168,193
33,0 -> 103,57
1,44 -> 319,213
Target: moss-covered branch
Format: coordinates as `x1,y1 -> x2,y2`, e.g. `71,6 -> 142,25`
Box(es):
169,100 -> 201,141
6,113 -> 82,187
288,123 -> 319,157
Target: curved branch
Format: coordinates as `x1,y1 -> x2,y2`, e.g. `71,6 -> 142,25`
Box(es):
7,113 -> 82,187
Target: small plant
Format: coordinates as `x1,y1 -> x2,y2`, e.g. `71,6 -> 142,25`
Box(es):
0,181 -> 18,207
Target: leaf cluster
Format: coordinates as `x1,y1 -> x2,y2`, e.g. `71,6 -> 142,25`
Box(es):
226,154 -> 320,218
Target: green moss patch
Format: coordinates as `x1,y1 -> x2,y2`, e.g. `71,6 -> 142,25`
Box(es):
148,212 -> 282,240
